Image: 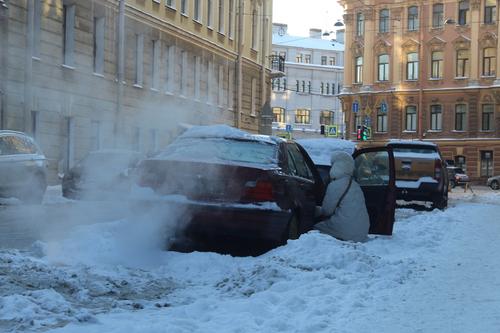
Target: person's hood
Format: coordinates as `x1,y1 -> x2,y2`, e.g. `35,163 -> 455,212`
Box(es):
329,151 -> 354,180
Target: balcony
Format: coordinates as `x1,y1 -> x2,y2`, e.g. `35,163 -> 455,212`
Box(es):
269,55 -> 285,78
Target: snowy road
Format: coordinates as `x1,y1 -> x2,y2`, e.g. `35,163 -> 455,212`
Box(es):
1,186 -> 500,332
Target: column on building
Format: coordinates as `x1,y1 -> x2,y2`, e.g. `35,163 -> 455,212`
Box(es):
469,0 -> 481,85
343,12 -> 354,91
362,7 -> 375,89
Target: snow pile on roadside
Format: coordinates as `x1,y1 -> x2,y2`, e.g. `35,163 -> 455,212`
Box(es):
1,191 -> 499,332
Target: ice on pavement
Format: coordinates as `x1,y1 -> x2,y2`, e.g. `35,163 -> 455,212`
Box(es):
1,189 -> 500,332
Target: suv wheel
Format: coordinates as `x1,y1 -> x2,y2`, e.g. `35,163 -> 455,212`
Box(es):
432,193 -> 448,210
491,180 -> 499,191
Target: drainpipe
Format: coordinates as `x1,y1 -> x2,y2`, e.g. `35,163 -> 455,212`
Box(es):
115,0 -> 125,146
235,0 -> 243,129
259,1 -> 270,134
24,0 -> 34,133
417,10 -> 424,139
0,0 -> 8,129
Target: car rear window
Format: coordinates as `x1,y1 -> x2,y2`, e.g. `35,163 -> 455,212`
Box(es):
156,138 -> 278,165
392,147 -> 436,154
0,135 -> 38,155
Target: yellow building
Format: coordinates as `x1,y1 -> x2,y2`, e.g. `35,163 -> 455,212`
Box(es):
0,0 -> 273,181
338,0 -> 500,182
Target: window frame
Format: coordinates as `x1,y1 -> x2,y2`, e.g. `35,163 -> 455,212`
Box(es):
456,49 -> 470,78
408,6 -> 419,31
405,105 -> 417,131
379,9 -> 390,33
458,0 -> 469,25
295,109 -> 311,124
406,52 -> 419,80
378,54 -> 389,81
354,56 -> 363,84
430,104 -> 443,130
455,104 -> 467,131
481,104 -> 494,131
431,51 -> 444,79
432,3 -> 444,28
482,48 -> 496,76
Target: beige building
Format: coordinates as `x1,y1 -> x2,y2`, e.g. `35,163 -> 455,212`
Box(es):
339,0 -> 500,182
0,0 -> 273,182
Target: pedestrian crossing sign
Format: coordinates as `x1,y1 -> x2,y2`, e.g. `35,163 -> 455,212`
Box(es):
325,125 -> 338,137
277,132 -> 292,140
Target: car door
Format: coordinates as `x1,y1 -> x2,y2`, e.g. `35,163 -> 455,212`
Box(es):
352,146 -> 396,235
284,143 -> 319,232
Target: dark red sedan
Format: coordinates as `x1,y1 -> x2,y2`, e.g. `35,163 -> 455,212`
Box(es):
135,125 -> 396,254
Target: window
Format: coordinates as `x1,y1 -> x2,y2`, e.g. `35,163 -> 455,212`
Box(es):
165,45 -> 175,93
0,135 -> 38,155
356,12 -> 364,36
321,56 -> 327,65
273,107 -> 285,123
63,4 -> 75,66
301,80 -> 306,93
32,0 -> 42,58
482,104 -> 494,130
180,0 -> 187,14
304,54 -> 311,64
484,0 -> 496,24
135,34 -> 144,86
406,52 -> 418,80
378,54 -> 389,81
458,0 -> 469,25
151,40 -> 160,90
251,78 -> 257,116
218,65 -> 224,106
295,54 -> 303,63
455,155 -> 466,171
408,6 -> 419,31
482,48 -> 496,76
180,50 -> 187,96
430,105 -> 442,130
379,9 -> 390,33
354,56 -> 363,83
431,51 -> 443,79
405,105 -> 417,131
287,144 -> 314,180
456,49 -> 470,77
90,120 -> 101,151
166,0 -> 175,8
272,78 -> 279,91
432,4 -> 444,28
329,57 -> 336,66
31,111 -> 39,139
376,107 -> 388,132
207,0 -> 213,27
228,0 -> 235,38
218,0 -> 225,33
93,16 -> 105,74
295,80 -> 299,92
326,83 -> 330,95
308,81 -> 311,94
320,82 -> 324,94
194,0 -> 201,21
251,9 -> 257,49
194,56 -> 200,100
480,151 -> 493,177
320,111 -> 333,125
455,104 -> 467,131
295,109 -> 310,124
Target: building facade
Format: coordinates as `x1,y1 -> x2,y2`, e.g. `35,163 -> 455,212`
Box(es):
339,0 -> 500,182
0,0 -> 273,182
270,23 -> 344,139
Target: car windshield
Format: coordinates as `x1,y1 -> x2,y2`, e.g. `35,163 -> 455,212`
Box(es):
156,138 -> 278,166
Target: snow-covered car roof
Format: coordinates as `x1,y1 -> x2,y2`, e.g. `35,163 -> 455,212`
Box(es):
179,124 -> 284,145
386,140 -> 438,147
296,138 -> 356,166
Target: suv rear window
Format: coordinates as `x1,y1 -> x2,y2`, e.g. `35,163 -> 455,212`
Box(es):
157,138 -> 278,165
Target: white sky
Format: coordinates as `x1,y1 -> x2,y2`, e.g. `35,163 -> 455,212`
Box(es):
272,0 -> 345,37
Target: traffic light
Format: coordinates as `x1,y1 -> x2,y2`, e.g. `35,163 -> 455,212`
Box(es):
361,125 -> 369,141
357,125 -> 370,141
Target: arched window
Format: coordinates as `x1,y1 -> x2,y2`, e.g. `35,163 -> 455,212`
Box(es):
379,9 -> 390,33
408,6 -> 419,31
406,52 -> 418,80
378,54 -> 389,81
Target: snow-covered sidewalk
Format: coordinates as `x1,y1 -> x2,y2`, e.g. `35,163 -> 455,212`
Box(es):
1,190 -> 500,332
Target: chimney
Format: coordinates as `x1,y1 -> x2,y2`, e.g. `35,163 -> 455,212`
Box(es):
335,29 -> 345,44
309,28 -> 322,39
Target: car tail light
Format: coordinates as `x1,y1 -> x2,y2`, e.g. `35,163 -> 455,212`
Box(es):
434,160 -> 442,181
243,180 -> 275,202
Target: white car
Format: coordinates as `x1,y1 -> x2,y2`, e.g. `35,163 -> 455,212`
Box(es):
487,175 -> 500,190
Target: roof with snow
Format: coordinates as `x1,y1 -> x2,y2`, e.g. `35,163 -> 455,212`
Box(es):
272,33 -> 344,52
296,138 -> 356,166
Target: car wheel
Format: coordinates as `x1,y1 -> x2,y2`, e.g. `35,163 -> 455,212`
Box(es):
282,214 -> 300,244
491,180 -> 500,190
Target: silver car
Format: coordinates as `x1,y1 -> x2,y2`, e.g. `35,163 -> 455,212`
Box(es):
0,130 -> 48,203
487,175 -> 500,190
